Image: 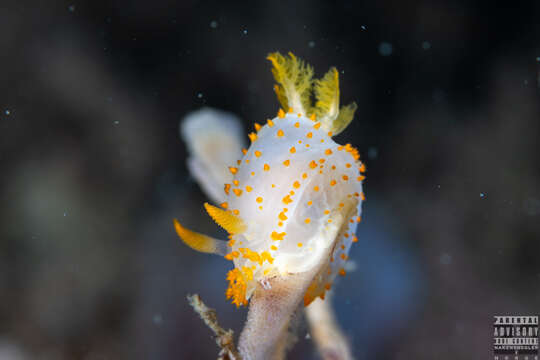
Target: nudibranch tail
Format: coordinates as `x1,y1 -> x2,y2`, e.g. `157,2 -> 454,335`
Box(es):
204,202 -> 247,234
173,219 -> 228,255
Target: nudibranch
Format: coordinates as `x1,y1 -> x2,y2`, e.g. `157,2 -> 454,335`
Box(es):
174,52 -> 366,308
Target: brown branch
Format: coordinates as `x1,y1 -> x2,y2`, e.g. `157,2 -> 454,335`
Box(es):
187,294 -> 241,360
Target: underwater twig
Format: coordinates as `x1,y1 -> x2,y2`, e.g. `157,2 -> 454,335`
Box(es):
187,294 -> 241,360
305,297 -> 353,360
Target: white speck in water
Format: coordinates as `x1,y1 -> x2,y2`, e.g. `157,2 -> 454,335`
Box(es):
308,41 -> 315,48
114,120 -> 120,125
422,41 -> 431,50
242,29 -> 248,35
68,4 -> 75,12
305,333 -> 311,340
368,146 -> 378,159
378,42 -> 393,56
480,192 -> 486,198
197,93 -> 203,99
361,25 -> 367,30
63,212 -> 67,217
440,253 -> 452,265
5,109 -> 10,115
152,314 -> 163,325
210,20 -> 218,29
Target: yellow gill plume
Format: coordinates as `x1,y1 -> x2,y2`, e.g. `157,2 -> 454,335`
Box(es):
267,52 -> 314,115
204,202 -> 247,234
267,51 -> 357,136
173,219 -> 228,255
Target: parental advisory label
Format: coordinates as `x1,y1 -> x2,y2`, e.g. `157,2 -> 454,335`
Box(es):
494,316 -> 538,360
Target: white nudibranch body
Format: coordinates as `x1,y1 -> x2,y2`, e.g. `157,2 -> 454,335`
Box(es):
174,52 -> 366,307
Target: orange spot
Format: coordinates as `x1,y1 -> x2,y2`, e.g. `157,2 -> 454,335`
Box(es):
254,123 -> 262,131
324,283 -> 332,290
340,254 -> 348,260
278,109 -> 285,118
245,186 -> 253,192
313,186 -> 319,192
242,148 -> 247,155
233,180 -> 239,186
251,172 -> 255,176
271,184 -> 276,188
339,203 -> 344,207
352,236 -> 358,243
233,188 -> 243,197
278,212 -> 288,221
297,243 -> 303,247
307,201 -> 313,206
229,167 -> 238,174
339,269 -> 346,276
319,158 -> 325,164
357,175 -> 366,181
356,216 -> 362,223
327,131 -> 333,137
325,149 -> 333,155
267,119 -> 274,127
313,122 -> 321,130
361,192 -> 366,201
293,181 -> 300,189
294,122 -> 300,128
237,160 -> 241,165
302,173 -> 308,179
359,163 -> 366,173
233,209 -> 240,215
324,210 -> 330,214
306,132 -> 313,138
288,107 -> 293,113
277,129 -> 284,137
220,202 -> 228,209
263,163 -> 270,171
224,184 -> 231,195
309,160 -> 317,169
331,165 -> 336,170
340,244 -> 345,250
342,175 -> 349,181
304,218 -> 311,224
256,197 -> 263,203
283,159 -> 290,166
248,132 -> 257,142
255,150 -> 262,157
282,194 -> 293,204
245,159 -> 250,164
278,221 -> 283,226
271,231 -> 286,241
330,180 -> 337,186
309,113 -> 316,121
271,245 -> 278,250
290,146 -> 296,153
346,163 -> 351,168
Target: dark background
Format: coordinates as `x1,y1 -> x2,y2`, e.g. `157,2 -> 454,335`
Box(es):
1,0 -> 539,359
